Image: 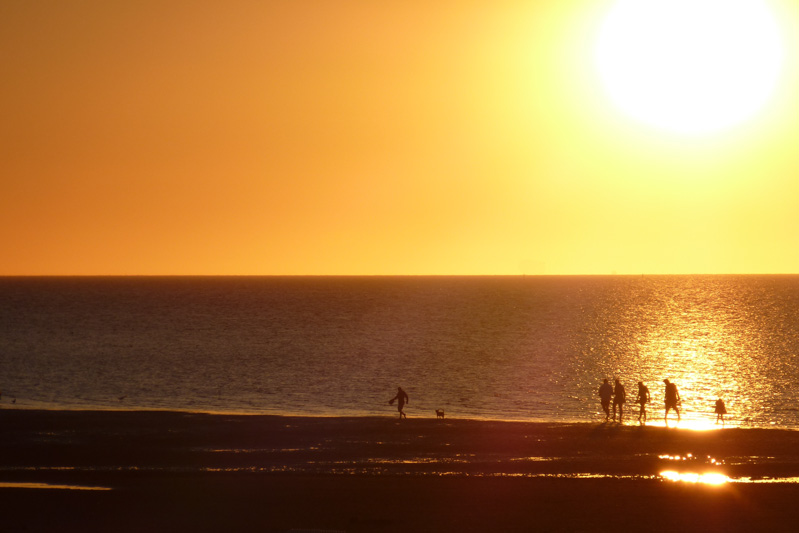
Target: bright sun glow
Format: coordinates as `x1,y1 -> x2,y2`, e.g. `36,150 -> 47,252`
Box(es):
595,0 -> 784,135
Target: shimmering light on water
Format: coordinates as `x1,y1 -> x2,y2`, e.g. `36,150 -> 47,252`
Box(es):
2,276 -> 799,428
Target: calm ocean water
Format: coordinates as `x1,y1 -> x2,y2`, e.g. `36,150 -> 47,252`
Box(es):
1,276 -> 798,429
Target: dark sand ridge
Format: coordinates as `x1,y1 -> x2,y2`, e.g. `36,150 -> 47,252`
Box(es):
2,410 -> 799,532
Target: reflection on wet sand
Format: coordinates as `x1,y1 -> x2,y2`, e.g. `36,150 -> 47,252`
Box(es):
643,419 -> 734,431
658,471 -> 799,485
660,470 -> 729,485
0,482 -> 111,491
4,411 -> 799,498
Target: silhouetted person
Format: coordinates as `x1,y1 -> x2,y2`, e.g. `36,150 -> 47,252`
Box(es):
389,386 -> 409,420
598,379 -> 613,421
612,378 -> 626,422
715,398 -> 727,424
635,381 -> 650,423
664,379 -> 681,422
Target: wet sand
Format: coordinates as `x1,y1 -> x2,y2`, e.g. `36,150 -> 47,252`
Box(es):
2,410 -> 799,532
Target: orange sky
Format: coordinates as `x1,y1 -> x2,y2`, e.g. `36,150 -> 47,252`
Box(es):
2,0 -> 797,275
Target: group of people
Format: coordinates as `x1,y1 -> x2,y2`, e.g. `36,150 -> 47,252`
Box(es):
598,378 -> 727,424
598,378 -> 684,423
389,381 -> 728,424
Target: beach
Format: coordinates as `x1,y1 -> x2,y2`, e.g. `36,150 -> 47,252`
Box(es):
2,410 -> 799,532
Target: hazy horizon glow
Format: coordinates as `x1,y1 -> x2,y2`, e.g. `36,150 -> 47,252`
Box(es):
2,1 -> 797,276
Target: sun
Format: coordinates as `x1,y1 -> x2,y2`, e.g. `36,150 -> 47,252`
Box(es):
594,0 -> 784,135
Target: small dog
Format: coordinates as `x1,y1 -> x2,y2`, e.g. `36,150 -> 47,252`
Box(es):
435,409 -> 445,419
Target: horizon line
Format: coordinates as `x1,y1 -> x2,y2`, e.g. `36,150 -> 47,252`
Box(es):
1,273 -> 799,278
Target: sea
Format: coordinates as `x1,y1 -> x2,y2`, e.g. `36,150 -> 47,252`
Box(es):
1,275 -> 798,430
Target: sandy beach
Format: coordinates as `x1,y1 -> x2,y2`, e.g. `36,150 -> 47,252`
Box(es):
2,410 -> 799,532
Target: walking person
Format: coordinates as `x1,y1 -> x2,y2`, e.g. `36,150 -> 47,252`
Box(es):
635,381 -> 650,423
715,398 -> 727,424
598,379 -> 613,422
664,379 -> 681,423
389,386 -> 409,420
612,378 -> 626,423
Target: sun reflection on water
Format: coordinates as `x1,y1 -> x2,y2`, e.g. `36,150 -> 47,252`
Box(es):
579,276 -> 797,429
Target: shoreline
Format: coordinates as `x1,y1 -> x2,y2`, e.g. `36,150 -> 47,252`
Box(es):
0,403 -> 786,430
3,410 -> 799,531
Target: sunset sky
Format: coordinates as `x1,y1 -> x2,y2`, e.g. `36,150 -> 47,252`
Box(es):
2,0 -> 797,275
